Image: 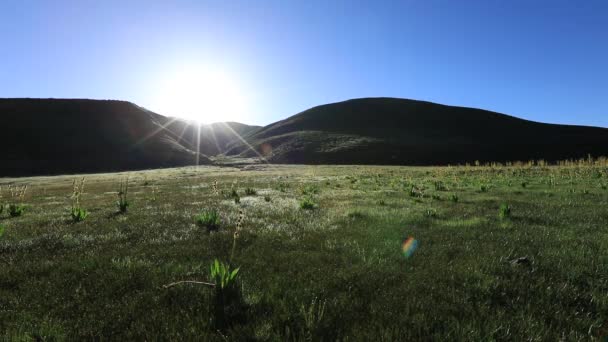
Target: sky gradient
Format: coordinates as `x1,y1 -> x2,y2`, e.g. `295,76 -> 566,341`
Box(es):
1,0 -> 606,126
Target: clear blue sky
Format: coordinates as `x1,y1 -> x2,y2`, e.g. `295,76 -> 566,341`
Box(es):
1,0 -> 606,126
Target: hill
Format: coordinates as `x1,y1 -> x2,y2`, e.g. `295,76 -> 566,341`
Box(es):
225,97 -> 608,164
163,120 -> 261,157
0,99 -> 258,176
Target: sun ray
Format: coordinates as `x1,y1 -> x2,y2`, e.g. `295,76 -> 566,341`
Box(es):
219,122 -> 270,164
196,123 -> 201,166
175,120 -> 191,144
132,116 -> 181,149
206,124 -> 224,155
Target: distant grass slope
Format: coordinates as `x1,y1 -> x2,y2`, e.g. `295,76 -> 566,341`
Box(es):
0,99 -> 259,176
225,97 -> 608,164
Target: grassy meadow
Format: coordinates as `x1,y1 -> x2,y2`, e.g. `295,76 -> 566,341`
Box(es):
1,162 -> 607,340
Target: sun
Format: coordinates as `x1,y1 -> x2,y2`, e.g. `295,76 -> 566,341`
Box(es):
152,66 -> 248,124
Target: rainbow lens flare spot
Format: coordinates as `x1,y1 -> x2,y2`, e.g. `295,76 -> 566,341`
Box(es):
402,237 -> 418,258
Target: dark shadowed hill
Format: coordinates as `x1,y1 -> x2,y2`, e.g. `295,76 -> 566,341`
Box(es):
163,120 -> 261,157
0,99 -> 258,176
225,97 -> 608,164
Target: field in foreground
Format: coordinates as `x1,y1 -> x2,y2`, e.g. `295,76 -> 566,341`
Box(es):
1,164 -> 607,340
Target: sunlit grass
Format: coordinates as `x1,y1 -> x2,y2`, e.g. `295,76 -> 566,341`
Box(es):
0,164 -> 606,339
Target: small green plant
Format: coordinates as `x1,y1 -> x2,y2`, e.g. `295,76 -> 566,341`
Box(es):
431,194 -> 442,201
225,188 -> 241,204
521,182 -> 527,188
196,209 -> 221,232
209,259 -> 243,331
70,207 -> 89,222
378,199 -> 386,206
450,194 -> 459,203
425,208 -> 437,218
70,178 -> 88,222
8,204 -> 26,217
264,195 -> 271,202
0,224 -> 5,238
434,181 -> 448,191
600,183 -> 607,190
210,259 -> 240,290
300,197 -> 317,210
479,185 -> 488,192
499,203 -> 511,219
301,185 -> 320,196
7,184 -> 28,218
299,296 -> 327,339
244,187 -> 256,196
409,186 -> 423,198
116,178 -> 130,213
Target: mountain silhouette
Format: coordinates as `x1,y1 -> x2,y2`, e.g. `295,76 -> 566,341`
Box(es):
0,99 -> 258,176
2,97 -> 607,176
225,97 -> 608,164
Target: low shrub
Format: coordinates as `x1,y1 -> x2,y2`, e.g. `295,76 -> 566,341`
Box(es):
300,197 -> 317,210
499,203 -> 511,219
8,204 -> 25,217
70,207 -> 89,222
196,209 -> 221,232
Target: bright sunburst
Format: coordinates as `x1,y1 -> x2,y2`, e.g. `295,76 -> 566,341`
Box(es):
152,66 -> 248,124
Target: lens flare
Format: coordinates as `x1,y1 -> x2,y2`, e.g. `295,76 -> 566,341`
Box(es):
402,237 -> 418,258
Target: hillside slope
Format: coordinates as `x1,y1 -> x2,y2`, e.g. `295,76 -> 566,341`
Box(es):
0,99 -> 215,176
164,120 -> 261,157
225,97 -> 608,164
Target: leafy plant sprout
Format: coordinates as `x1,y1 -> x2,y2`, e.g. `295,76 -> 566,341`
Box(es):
499,203 -> 511,219
116,178 -> 130,213
196,209 -> 221,232
300,197 -> 317,210
7,184 -> 28,217
70,177 -> 88,222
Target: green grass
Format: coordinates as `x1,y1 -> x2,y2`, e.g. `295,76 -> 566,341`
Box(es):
0,164 -> 607,340
195,209 -> 221,232
70,207 -> 89,222
8,203 -> 26,217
